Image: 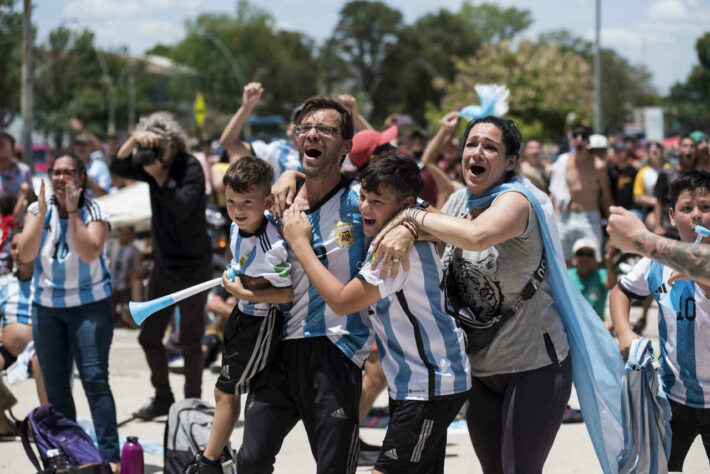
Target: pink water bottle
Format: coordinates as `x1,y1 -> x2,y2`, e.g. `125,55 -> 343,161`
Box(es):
121,436 -> 144,474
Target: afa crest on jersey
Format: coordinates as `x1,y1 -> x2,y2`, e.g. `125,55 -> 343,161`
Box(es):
334,221 -> 354,248
239,249 -> 254,268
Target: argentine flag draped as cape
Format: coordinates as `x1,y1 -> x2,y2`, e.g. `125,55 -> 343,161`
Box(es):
467,177 -> 626,473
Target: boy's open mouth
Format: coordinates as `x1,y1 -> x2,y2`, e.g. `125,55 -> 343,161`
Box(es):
363,217 -> 376,225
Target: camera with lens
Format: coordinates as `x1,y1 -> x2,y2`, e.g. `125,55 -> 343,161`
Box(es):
132,146 -> 165,167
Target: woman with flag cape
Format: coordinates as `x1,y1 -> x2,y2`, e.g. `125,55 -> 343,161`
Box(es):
371,116 -> 627,473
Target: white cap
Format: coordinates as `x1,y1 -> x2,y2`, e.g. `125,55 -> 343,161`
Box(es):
588,134 -> 608,150
572,237 -> 599,261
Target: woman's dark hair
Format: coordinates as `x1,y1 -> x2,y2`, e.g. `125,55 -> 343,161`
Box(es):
49,150 -> 88,208
459,116 -> 522,181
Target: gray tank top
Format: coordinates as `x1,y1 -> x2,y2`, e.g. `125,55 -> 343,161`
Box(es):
442,188 -> 569,377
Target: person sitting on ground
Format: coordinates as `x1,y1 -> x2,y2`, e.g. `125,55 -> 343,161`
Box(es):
566,238 -> 617,330
187,156 -> 293,474
282,153 -> 470,473
610,170 -> 710,472
0,233 -> 47,438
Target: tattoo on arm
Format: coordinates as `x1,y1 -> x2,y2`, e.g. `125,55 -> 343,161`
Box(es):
633,233 -> 710,281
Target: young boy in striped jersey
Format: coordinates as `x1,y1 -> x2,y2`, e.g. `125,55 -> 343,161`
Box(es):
190,156 -> 293,474
611,171 -> 710,472
282,153 -> 470,473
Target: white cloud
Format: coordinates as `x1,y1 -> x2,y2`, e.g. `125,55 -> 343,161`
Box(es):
648,0 -> 689,20
63,0 -> 140,19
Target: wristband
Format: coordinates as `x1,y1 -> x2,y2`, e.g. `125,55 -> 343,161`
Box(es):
400,220 -> 418,240
67,209 -> 78,214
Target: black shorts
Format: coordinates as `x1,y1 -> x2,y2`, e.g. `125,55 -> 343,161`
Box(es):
668,399 -> 710,471
215,306 -> 283,395
375,393 -> 468,474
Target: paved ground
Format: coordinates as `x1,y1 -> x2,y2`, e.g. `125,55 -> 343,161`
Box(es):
1,304 -> 708,473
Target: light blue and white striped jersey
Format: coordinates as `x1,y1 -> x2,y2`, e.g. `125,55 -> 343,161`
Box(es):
358,240 -> 471,400
87,158 -> 112,193
250,139 -> 302,182
104,239 -> 138,292
229,218 -> 292,317
29,197 -> 112,308
0,273 -> 33,326
618,257 -> 710,408
281,177 -> 373,367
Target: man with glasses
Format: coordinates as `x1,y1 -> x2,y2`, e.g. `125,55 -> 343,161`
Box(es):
549,126 -> 614,265
111,112 -> 211,420
236,97 -> 372,473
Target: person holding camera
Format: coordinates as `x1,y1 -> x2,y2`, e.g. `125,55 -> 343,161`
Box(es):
111,112 -> 211,419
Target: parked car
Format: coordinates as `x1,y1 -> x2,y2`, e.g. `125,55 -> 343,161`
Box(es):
15,144 -> 52,172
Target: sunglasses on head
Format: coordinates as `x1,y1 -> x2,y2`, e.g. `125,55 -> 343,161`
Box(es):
575,249 -> 595,258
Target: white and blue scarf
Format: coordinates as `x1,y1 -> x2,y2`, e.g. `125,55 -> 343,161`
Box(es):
466,178 -> 626,473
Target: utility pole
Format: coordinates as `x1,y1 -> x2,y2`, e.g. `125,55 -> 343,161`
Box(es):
127,67 -> 135,132
594,0 -> 602,133
21,0 -> 33,167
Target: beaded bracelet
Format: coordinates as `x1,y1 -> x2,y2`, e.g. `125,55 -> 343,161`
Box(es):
400,219 -> 419,240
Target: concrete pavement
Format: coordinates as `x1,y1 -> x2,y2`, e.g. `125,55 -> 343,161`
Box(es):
1,304 -> 708,473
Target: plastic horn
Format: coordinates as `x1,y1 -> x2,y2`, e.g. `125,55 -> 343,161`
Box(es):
694,225 -> 710,244
129,277 -> 223,325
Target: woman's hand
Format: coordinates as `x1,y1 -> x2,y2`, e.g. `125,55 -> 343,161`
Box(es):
271,170 -> 304,220
37,180 -> 47,217
371,223 -> 414,279
64,179 -> 82,213
281,205 -> 312,248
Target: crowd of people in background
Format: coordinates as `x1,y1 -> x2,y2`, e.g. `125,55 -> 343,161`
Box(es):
0,79 -> 709,473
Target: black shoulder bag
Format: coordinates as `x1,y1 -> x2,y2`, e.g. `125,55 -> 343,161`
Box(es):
442,248 -> 547,352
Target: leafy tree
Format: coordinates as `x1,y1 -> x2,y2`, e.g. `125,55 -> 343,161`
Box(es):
0,0 -> 23,128
154,0 -> 318,125
539,29 -> 658,133
435,39 -> 594,139
458,1 -> 532,44
371,9 -> 481,124
667,32 -> 710,132
34,27 -> 106,148
326,1 -> 403,109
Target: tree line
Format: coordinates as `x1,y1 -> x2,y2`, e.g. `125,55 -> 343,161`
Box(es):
0,0 -> 705,147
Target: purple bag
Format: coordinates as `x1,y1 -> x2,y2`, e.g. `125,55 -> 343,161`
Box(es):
20,403 -> 104,471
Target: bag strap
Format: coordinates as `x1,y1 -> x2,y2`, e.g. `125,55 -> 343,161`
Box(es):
500,248 -> 547,318
20,416 -> 43,472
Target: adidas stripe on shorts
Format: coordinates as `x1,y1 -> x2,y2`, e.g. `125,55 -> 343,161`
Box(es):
375,393 -> 468,473
215,305 -> 284,395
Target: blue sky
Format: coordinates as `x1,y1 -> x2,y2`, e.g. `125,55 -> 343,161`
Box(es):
32,0 -> 710,94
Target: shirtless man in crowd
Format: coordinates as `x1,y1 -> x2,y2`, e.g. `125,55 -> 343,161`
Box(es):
550,127 -> 614,265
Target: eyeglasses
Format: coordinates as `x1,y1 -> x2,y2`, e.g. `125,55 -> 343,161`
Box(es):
575,249 -> 596,258
294,124 -> 339,137
50,169 -> 77,177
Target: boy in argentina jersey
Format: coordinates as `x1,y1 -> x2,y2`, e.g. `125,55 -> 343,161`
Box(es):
283,154 -> 470,474
193,157 -> 293,474
611,171 -> 710,472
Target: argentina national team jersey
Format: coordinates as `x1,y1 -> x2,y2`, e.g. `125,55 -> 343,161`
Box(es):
104,239 -> 138,292
618,257 -> 710,408
0,273 -> 33,326
250,139 -> 303,182
29,197 -> 112,308
229,218 -> 292,317
282,177 -> 373,367
358,241 -> 471,400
